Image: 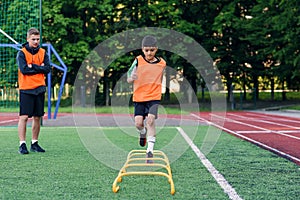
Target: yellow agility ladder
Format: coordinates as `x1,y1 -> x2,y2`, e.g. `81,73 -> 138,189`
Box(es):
112,150 -> 175,195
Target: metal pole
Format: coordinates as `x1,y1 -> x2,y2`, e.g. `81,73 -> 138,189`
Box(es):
39,0 -> 42,44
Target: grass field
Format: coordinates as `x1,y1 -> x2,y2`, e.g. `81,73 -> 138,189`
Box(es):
1,126 -> 300,199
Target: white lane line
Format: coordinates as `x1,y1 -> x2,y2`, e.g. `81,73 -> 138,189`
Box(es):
280,130 -> 300,133
177,127 -> 243,200
244,112 -> 300,125
228,113 -> 300,130
218,113 -> 300,141
236,130 -> 271,134
0,119 -> 18,124
190,113 -> 300,164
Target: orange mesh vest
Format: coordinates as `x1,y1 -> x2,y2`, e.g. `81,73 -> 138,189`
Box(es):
133,55 -> 166,102
18,47 -> 46,90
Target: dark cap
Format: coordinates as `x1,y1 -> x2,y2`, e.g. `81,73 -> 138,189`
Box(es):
142,35 -> 157,47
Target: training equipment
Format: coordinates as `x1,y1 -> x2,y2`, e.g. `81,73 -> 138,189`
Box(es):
112,150 -> 175,195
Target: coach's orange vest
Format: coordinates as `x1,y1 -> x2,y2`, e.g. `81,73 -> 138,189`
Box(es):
133,55 -> 166,102
18,47 -> 46,90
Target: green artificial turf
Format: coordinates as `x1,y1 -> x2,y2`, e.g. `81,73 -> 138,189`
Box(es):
0,126 -> 299,199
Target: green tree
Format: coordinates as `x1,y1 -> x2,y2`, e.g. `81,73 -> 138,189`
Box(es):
239,0 -> 300,100
41,0 -> 300,106
211,0 -> 257,101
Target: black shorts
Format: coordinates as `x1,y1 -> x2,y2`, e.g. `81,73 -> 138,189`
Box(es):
134,100 -> 160,119
19,92 -> 45,118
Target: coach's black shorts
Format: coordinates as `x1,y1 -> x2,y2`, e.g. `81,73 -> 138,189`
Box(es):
134,100 -> 160,119
19,92 -> 45,118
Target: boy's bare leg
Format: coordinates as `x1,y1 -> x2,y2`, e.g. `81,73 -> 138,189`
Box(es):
32,116 -> 41,141
135,115 -> 147,146
18,115 -> 28,142
146,114 -> 156,150
145,114 -> 156,137
18,115 -> 29,154
134,115 -> 145,131
145,114 -> 156,163
30,116 -> 45,152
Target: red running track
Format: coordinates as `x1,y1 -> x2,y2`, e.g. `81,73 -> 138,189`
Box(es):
0,113 -> 20,126
191,111 -> 300,165
0,113 -> 48,126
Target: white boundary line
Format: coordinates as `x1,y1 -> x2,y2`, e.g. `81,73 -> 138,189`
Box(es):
190,113 -> 300,163
176,127 -> 243,200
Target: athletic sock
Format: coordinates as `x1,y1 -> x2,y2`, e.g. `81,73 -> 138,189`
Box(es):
146,136 -> 156,153
32,139 -> 38,144
19,141 -> 26,146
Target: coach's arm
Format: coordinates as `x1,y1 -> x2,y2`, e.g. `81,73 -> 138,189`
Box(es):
17,51 -> 51,75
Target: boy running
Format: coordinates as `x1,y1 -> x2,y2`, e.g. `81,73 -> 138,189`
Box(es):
127,35 -> 166,163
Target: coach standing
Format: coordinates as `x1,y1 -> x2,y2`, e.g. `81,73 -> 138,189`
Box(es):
16,27 -> 51,154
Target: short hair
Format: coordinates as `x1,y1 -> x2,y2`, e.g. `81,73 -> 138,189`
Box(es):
142,35 -> 157,47
27,27 -> 40,38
